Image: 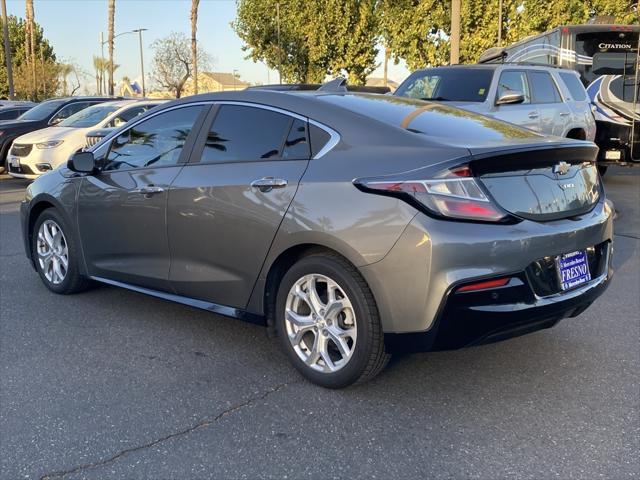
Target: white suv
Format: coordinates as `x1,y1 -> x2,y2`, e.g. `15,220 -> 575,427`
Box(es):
395,64 -> 596,142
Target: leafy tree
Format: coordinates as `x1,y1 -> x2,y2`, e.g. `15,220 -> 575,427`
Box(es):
0,14 -> 56,99
233,0 -> 379,84
380,0 -> 639,70
151,31 -> 210,98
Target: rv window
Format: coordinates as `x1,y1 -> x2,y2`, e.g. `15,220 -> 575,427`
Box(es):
593,52 -> 637,76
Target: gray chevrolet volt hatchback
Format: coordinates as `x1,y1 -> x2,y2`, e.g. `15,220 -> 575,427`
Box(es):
20,88 -> 613,388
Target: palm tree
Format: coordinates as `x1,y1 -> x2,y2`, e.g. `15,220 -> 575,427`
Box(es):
107,0 -> 115,95
92,55 -> 105,94
190,0 -> 200,94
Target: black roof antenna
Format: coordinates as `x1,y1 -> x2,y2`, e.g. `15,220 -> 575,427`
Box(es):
318,77 -> 348,92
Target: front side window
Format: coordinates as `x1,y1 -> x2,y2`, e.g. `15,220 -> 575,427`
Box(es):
559,72 -> 587,101
497,71 -> 530,103
528,71 -> 562,104
107,106 -> 149,128
199,105 -> 299,163
103,105 -> 203,171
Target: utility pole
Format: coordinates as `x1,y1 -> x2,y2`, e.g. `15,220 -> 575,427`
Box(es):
100,31 -> 105,94
1,0 -> 14,99
498,0 -> 503,46
276,1 -> 281,84
450,0 -> 460,65
133,28 -> 147,96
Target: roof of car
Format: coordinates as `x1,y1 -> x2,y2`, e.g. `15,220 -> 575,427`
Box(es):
410,64 -> 580,74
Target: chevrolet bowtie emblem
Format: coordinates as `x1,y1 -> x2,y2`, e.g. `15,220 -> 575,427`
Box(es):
553,161 -> 571,175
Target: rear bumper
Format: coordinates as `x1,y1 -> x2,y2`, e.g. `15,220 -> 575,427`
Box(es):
384,242 -> 612,353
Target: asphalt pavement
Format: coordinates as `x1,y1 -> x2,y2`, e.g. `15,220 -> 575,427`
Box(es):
1,169 -> 638,479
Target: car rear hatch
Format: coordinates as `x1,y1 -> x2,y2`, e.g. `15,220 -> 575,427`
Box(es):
471,143 -> 601,221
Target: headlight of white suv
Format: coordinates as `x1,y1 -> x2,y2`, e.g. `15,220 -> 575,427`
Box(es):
36,140 -> 64,149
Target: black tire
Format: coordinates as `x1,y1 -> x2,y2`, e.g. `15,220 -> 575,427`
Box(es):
0,141 -> 10,175
597,165 -> 608,177
275,252 -> 389,388
32,209 -> 90,294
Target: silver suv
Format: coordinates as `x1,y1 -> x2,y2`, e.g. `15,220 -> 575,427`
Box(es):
395,64 -> 596,142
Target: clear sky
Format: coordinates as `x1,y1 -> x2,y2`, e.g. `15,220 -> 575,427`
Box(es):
5,0 -> 410,93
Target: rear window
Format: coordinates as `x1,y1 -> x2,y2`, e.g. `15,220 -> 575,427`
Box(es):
395,68 -> 494,102
558,72 -> 587,101
318,94 -> 537,141
528,71 -> 562,104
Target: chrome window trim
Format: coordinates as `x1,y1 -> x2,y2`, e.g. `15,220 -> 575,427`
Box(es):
90,100 -> 341,161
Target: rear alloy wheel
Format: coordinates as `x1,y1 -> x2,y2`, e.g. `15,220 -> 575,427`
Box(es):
276,253 -> 389,388
33,209 -> 90,294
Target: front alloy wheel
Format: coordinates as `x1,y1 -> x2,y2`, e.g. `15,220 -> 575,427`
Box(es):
32,209 -> 90,294
37,219 -> 69,285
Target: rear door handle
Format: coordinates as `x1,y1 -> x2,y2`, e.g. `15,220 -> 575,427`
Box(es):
250,177 -> 288,192
559,112 -> 571,116
528,112 -> 539,119
132,185 -> 165,195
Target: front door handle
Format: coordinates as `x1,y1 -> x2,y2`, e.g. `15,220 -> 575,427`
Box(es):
528,112 -> 539,119
250,177 -> 288,192
559,112 -> 570,117
132,185 -> 165,195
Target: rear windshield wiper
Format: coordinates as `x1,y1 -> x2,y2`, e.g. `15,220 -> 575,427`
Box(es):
421,96 -> 452,101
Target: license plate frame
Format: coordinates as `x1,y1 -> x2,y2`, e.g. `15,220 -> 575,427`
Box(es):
604,150 -> 621,160
556,250 -> 591,291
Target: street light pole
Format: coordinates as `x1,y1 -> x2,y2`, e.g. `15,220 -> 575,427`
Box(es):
133,28 -> 147,97
1,0 -> 15,99
101,28 -> 147,97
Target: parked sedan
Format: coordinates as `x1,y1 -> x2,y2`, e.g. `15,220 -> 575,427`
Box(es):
8,99 -> 164,179
20,89 -> 612,388
0,96 -> 117,174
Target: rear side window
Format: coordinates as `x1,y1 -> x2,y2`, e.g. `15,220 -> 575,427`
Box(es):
309,123 -> 331,157
558,72 -> 587,101
199,105 -> 297,163
529,71 -> 562,103
0,109 -> 21,120
282,119 -> 310,159
496,71 -> 530,103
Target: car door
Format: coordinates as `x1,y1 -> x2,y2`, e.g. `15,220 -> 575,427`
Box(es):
77,104 -> 207,291
528,70 -> 570,136
167,103 -> 311,308
492,70 -> 541,132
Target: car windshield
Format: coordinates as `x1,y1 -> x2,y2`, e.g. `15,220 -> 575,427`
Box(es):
395,68 -> 494,102
17,99 -> 67,121
58,104 -> 122,128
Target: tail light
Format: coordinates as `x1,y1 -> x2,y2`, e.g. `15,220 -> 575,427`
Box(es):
354,165 -> 509,223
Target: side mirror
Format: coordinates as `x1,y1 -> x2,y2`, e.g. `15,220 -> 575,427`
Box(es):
496,91 -> 525,105
49,117 -> 63,126
113,117 -> 125,127
68,151 -> 96,173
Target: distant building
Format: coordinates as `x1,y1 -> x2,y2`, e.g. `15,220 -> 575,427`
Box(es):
183,72 -> 250,95
118,80 -> 143,97
366,77 -> 399,92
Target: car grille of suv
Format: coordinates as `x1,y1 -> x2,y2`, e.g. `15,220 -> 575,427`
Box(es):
85,136 -> 102,148
10,143 -> 33,157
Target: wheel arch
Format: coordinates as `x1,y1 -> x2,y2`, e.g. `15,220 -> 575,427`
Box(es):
565,127 -> 587,140
26,195 -> 78,268
250,240 -> 366,333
